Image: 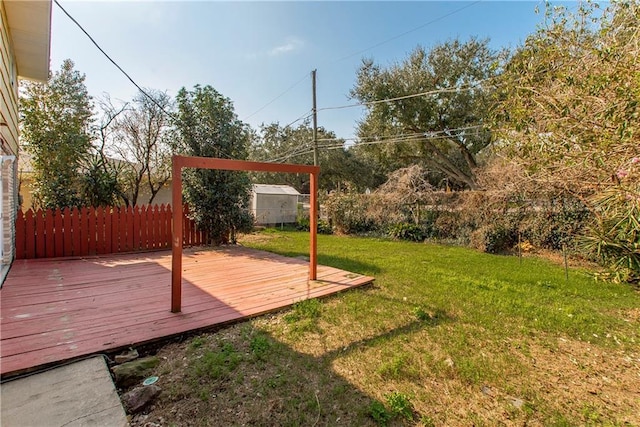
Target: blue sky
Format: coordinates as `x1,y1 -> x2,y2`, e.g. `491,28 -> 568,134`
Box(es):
50,1 -> 567,140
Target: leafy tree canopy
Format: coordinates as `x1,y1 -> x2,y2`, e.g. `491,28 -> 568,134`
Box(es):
494,1 -> 639,195
174,85 -> 253,244
350,38 -> 505,189
494,1 -> 640,282
20,59 -> 94,209
249,122 -> 376,193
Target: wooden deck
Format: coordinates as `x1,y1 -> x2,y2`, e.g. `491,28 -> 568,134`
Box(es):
0,246 -> 373,377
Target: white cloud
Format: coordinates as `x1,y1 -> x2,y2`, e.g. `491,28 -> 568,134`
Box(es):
268,37 -> 304,56
243,37 -> 305,60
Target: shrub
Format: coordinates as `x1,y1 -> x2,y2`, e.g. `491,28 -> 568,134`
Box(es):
388,223 -> 427,242
368,400 -> 391,425
324,193 -> 376,234
296,218 -> 332,234
296,217 -> 310,231
433,211 -> 463,240
385,391 -> 414,421
471,222 -> 517,254
318,220 -> 332,235
520,206 -> 589,251
582,188 -> 640,284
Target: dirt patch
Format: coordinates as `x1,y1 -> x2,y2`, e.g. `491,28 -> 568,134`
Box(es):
523,248 -> 601,270
518,337 -> 640,425
236,231 -> 279,245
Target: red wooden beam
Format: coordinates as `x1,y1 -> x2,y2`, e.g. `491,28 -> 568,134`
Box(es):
171,160 -> 182,313
310,168 -> 318,280
171,155 -> 320,313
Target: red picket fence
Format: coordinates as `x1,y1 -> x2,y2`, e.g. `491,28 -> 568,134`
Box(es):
15,204 -> 209,260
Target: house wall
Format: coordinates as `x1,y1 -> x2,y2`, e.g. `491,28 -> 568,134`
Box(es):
138,181 -> 173,207
18,174 -> 173,211
0,1 -> 19,266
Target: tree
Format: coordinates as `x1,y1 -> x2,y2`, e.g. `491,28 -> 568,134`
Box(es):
20,59 -> 93,209
494,2 -> 639,195
350,38 -> 504,189
494,2 -> 640,282
108,90 -> 174,206
173,85 -> 253,244
80,154 -> 121,207
250,122 -> 376,192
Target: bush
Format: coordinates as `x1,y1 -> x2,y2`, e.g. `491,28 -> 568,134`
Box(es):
582,188 -> 640,284
368,400 -> 392,426
520,207 -> 589,251
296,217 -> 310,231
385,391 -> 414,421
318,220 -> 332,234
471,222 -> 517,254
296,218 -> 332,234
388,223 -> 427,242
324,193 -> 376,234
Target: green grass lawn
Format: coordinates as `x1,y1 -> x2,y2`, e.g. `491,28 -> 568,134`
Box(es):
249,230 -> 638,348
137,230 -> 640,426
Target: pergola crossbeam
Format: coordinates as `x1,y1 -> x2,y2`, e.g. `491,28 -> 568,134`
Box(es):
171,155 -> 320,313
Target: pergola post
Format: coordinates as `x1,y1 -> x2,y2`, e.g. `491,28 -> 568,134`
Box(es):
171,160 -> 183,313
170,155 -> 319,313
309,170 -> 318,281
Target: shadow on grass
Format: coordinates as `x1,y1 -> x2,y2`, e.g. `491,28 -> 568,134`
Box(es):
245,314 -> 453,424
321,313 -> 453,362
152,310 -> 452,426
318,254 -> 382,276
239,247 -> 381,275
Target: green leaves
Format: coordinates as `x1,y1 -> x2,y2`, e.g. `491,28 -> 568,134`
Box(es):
174,85 -> 254,244
494,1 -> 640,283
249,122 -> 377,192
20,59 -> 94,209
350,38 -> 504,189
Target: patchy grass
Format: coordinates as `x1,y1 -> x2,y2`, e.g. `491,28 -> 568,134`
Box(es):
129,230 -> 640,426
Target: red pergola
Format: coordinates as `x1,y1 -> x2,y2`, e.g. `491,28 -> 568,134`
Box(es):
171,155 -> 320,313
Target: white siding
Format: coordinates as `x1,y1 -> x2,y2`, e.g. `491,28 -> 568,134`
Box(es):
251,185 -> 301,225
0,1 -> 18,267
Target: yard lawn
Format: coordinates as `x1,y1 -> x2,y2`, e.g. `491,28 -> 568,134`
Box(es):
129,230 -> 640,426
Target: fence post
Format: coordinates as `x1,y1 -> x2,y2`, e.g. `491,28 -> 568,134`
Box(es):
44,208 -> 55,258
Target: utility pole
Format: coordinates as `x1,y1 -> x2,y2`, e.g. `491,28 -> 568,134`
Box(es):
311,69 -> 318,166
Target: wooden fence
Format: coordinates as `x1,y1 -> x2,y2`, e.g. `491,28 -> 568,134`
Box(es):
15,204 -> 208,260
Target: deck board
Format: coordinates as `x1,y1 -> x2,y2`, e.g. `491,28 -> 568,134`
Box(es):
0,246 -> 373,376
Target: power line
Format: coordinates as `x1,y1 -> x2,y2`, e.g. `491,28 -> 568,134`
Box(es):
254,2 -> 484,124
266,125 -> 485,163
54,0 -> 177,124
245,2 -> 484,124
258,110 -> 313,162
249,2 -> 485,126
333,1 -> 483,63
243,73 -> 310,121
316,58 -> 568,114
317,80 -> 489,112
317,126 -> 483,143
282,110 -> 313,129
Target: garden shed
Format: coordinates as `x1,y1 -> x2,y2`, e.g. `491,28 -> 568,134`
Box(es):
251,184 -> 300,225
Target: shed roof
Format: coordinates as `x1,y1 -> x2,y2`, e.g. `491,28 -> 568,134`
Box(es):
252,184 -> 300,196
5,0 -> 52,81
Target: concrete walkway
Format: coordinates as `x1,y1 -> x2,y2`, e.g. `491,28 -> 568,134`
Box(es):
1,356 -> 128,427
